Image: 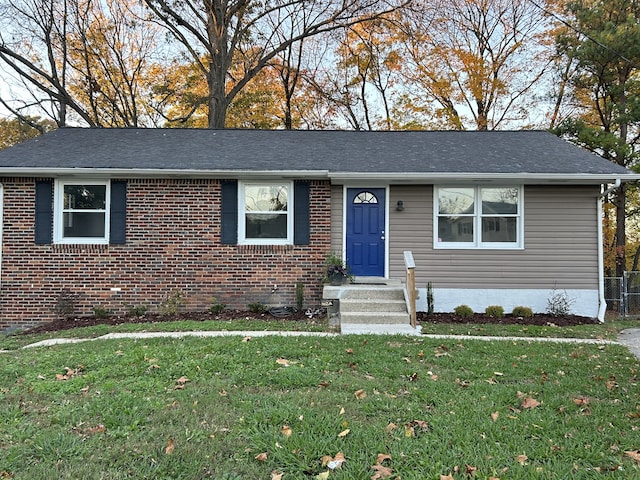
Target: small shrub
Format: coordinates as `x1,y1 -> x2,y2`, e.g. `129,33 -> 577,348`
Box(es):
512,306 -> 533,318
296,282 -> 304,311
159,290 -> 186,316
485,305 -> 504,317
426,282 -> 434,315
209,297 -> 226,315
546,288 -> 574,316
127,305 -> 148,317
92,307 -> 111,319
248,302 -> 268,314
454,304 -> 473,317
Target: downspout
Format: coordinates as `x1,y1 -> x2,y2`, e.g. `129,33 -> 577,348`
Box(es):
597,179 -> 621,322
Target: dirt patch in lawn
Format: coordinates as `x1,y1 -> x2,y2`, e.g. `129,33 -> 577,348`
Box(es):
21,309 -> 598,335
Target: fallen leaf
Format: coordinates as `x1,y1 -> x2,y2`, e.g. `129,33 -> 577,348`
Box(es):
625,450 -> 640,463
339,407 -> 345,415
385,423 -> 398,434
271,470 -> 283,480
377,453 -> 392,463
573,396 -> 589,406
370,463 -> 393,479
346,348 -> 354,354
606,380 -> 618,390
354,389 -> 367,400
440,476 -> 454,480
242,336 -> 252,342
174,376 -> 189,390
404,426 -> 414,437
491,412 -> 499,422
87,424 -> 106,435
338,429 -> 350,438
165,438 -> 175,455
327,452 -> 346,470
521,396 -> 541,409
276,358 -> 291,366
466,464 -> 477,476
516,454 -> 528,465
255,452 -> 268,462
315,472 -> 330,480
281,425 -> 292,437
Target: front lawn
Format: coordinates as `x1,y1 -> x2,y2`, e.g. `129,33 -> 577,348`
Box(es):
1,334 -> 640,478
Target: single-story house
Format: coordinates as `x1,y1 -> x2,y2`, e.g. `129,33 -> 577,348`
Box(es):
0,128 -> 636,330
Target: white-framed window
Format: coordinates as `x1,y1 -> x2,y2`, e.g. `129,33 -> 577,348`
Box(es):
53,179 -> 111,244
238,181 -> 292,244
434,186 -> 522,249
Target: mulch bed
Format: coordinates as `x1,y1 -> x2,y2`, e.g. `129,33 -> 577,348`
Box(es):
21,309 -> 597,335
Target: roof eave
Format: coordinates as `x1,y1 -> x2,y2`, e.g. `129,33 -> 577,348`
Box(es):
328,172 -> 640,185
0,168 -> 330,179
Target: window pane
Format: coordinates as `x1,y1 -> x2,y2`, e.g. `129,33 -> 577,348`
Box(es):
482,217 -> 517,242
354,191 -> 378,204
244,185 -> 288,212
481,188 -> 518,214
438,188 -> 474,214
64,185 -> 106,209
63,212 -> 106,237
438,216 -> 474,242
246,213 -> 287,239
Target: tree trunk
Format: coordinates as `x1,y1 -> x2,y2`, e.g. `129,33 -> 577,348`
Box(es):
208,65 -> 228,129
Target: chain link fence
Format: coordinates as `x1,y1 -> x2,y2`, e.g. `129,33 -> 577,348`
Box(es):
605,272 -> 640,317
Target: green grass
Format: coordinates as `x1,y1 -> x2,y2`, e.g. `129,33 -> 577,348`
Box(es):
1,334 -> 640,478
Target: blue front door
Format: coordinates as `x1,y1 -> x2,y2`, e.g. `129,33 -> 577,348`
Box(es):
346,188 -> 385,277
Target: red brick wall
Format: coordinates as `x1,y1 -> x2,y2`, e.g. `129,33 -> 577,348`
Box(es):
0,178 -> 332,330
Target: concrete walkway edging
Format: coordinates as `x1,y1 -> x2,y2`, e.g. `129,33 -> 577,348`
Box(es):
14,327 -> 640,352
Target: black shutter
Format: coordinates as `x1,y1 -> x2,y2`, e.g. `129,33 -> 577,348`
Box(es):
109,180 -> 127,245
35,180 -> 53,244
294,181 -> 310,245
221,180 -> 238,244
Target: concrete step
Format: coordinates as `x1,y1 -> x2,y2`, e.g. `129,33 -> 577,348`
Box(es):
339,287 -> 405,301
339,298 -> 407,313
339,311 -> 410,324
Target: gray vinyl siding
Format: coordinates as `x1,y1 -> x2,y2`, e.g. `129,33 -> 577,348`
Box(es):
330,185 -> 343,254
388,185 -> 599,289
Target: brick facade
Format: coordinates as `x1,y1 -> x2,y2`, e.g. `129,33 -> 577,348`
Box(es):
0,178 -> 332,330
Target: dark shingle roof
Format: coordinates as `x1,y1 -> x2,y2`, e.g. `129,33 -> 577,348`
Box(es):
0,128 -> 634,183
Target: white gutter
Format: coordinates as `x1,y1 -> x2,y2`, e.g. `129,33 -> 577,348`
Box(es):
600,178 -> 621,198
0,168 -> 330,179
0,169 -> 637,184
328,172 -> 640,184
